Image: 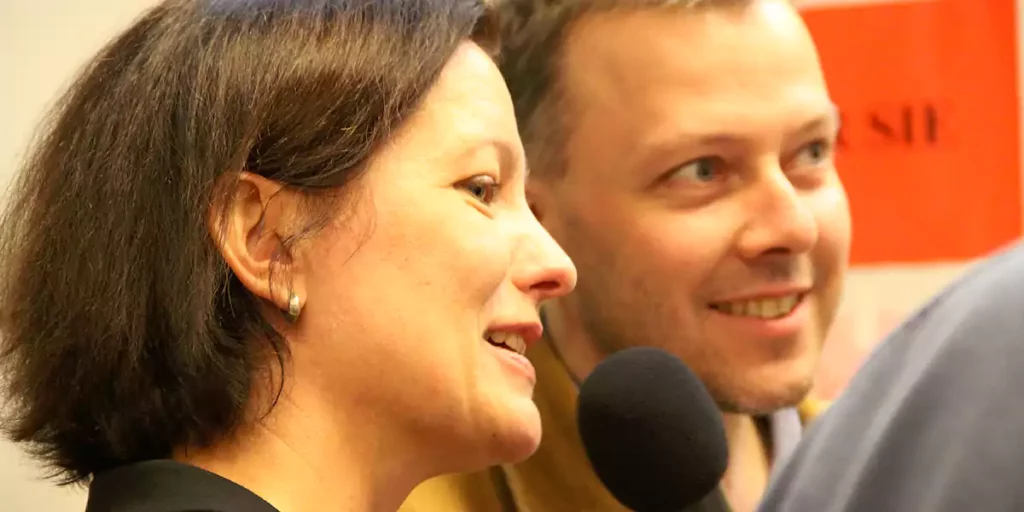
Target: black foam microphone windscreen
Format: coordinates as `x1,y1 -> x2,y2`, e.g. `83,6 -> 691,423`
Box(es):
577,347 -> 729,512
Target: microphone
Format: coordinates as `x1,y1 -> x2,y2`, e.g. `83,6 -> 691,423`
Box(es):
577,347 -> 730,512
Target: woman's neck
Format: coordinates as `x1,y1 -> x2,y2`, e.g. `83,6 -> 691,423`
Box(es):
175,388 -> 426,512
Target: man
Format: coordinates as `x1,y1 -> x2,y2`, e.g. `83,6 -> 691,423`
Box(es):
758,240 -> 1024,512
402,0 -> 850,510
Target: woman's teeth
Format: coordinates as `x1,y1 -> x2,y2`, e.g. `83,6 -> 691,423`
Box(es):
486,331 -> 527,355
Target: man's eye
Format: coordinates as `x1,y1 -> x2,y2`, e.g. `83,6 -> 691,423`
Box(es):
795,139 -> 834,167
667,157 -> 722,183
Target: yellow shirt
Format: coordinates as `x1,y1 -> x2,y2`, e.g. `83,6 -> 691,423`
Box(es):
400,339 -> 829,512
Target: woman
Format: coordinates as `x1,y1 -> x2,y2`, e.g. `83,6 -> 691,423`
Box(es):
0,0 -> 576,510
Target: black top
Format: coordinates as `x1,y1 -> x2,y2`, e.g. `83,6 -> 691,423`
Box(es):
85,460 -> 279,512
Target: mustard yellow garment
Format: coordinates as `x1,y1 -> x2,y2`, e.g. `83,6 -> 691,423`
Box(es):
400,339 -> 829,512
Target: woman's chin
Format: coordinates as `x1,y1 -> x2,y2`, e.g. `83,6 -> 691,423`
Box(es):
488,399 -> 543,465
449,399 -> 542,472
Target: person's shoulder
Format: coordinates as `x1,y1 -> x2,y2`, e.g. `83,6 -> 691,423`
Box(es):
849,240 -> 1024,379
85,460 -> 279,512
916,240 -> 1024,328
759,241 -> 1024,512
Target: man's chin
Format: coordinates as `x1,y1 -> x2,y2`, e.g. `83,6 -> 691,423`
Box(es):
711,377 -> 815,416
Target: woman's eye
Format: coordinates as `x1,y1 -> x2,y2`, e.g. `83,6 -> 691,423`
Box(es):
460,175 -> 500,205
667,157 -> 722,183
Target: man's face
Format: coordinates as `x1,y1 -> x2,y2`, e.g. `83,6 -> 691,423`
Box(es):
533,0 -> 851,414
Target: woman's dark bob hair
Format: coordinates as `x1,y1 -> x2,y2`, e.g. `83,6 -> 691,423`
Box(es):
0,0 -> 498,485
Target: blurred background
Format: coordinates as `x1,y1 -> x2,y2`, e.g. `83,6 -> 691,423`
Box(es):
1,0 -> 1020,509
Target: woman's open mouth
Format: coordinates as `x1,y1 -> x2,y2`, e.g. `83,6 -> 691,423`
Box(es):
485,331 -> 527,355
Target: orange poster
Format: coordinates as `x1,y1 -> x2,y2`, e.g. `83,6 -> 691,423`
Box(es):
801,0 -> 1022,264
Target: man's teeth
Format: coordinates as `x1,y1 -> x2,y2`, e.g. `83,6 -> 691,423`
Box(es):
713,294 -> 801,319
486,332 -> 527,355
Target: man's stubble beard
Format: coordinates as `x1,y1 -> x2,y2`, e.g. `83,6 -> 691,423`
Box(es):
704,371 -> 814,416
573,271 -> 814,417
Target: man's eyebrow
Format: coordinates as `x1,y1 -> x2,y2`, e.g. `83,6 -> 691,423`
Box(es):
791,104 -> 841,137
631,103 -> 842,174
681,107 -> 840,147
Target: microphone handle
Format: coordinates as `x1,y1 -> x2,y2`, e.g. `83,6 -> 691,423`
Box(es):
680,488 -> 731,512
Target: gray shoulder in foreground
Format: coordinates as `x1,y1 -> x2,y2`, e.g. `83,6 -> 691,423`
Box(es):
759,241 -> 1024,512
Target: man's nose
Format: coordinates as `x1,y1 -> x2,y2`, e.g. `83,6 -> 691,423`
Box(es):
735,164 -> 818,260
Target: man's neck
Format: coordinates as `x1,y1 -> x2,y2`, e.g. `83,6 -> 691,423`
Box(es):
542,302 -> 608,382
719,413 -> 772,512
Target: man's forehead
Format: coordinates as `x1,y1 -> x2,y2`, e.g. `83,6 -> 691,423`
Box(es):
559,1 -> 815,90
564,74 -> 834,143
557,5 -> 827,129
559,87 -> 836,175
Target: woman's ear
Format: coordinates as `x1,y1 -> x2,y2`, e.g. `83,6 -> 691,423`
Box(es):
208,172 -> 307,319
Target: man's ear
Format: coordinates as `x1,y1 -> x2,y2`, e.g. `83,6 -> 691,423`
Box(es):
208,172 -> 306,317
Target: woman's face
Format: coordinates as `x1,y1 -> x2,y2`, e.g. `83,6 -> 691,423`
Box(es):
295,42 -> 576,469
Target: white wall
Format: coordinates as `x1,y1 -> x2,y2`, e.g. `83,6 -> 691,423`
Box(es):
0,2 -> 157,509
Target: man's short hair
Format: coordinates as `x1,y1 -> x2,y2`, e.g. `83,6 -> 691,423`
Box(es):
496,0 -> 752,178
